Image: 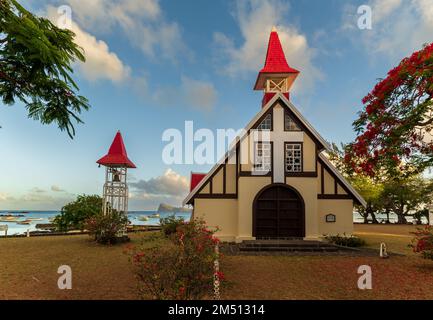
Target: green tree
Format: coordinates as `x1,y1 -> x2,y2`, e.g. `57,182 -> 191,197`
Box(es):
350,175 -> 383,224
0,0 -> 89,137
382,176 -> 433,224
328,142 -> 384,223
54,194 -> 102,231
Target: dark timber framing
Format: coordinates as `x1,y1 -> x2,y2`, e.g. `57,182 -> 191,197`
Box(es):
317,157 -> 360,205
187,97 -> 359,205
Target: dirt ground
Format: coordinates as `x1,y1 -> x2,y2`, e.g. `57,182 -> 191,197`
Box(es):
1,225 -> 432,300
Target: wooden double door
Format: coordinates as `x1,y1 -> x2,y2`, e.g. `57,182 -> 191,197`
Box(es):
253,184 -> 305,238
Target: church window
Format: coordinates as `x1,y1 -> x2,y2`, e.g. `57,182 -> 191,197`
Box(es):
285,143 -> 302,172
254,142 -> 271,173
257,113 -> 272,130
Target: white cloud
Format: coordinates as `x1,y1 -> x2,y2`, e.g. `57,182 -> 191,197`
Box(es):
30,187 -> 46,194
129,169 -> 190,210
51,185 -> 65,192
130,169 -> 189,199
64,0 -> 190,62
213,0 -> 322,93
153,76 -> 218,112
343,0 -> 433,60
0,192 -> 14,201
70,22 -> 131,82
372,0 -> 402,22
46,5 -> 131,83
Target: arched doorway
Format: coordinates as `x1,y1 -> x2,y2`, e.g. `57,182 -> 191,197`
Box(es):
253,184 -> 305,238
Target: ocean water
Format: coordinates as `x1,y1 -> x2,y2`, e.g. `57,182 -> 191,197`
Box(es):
0,211 -> 191,236
353,212 -> 427,224
0,210 -> 426,236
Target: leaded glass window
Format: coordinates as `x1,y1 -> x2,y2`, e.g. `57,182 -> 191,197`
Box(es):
257,114 -> 272,130
285,113 -> 300,131
254,142 -> 271,172
285,143 -> 302,172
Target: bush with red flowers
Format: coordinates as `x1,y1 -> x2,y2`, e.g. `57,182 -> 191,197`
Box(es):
410,225 -> 433,260
127,218 -> 222,300
85,210 -> 129,244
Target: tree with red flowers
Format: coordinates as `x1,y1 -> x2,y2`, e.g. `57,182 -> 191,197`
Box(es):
345,43 -> 433,177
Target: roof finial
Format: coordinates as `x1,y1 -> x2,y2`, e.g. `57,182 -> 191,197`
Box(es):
271,25 -> 277,32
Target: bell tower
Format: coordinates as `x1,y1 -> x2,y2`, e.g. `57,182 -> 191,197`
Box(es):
96,131 -> 136,233
254,26 -> 300,107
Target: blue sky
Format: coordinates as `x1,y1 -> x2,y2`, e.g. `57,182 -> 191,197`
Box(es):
1,0 -> 432,210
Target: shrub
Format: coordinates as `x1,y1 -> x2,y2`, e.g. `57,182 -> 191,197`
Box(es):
127,218 -> 222,300
410,225 -> 433,260
54,195 -> 102,232
85,211 -> 129,245
324,234 -> 366,247
160,215 -> 184,236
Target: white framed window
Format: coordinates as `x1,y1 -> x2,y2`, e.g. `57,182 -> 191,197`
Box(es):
285,143 -> 302,172
285,112 -> 300,131
257,113 -> 272,130
254,142 -> 271,173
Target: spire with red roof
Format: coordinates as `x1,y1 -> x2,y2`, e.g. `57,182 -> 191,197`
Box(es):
254,26 -> 300,106
97,131 -> 136,168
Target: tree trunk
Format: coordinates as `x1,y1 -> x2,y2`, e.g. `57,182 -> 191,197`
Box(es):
365,204 -> 378,224
385,209 -> 390,224
396,208 -> 407,224
370,212 -> 379,224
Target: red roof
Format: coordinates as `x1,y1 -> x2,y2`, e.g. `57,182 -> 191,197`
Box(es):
260,29 -> 299,74
254,28 -> 300,90
96,131 -> 136,168
190,173 -> 207,191
262,92 -> 289,107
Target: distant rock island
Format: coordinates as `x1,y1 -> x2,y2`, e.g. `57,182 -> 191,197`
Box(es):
157,203 -> 191,213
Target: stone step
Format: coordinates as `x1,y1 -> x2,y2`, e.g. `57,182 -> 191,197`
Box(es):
255,237 -> 304,241
242,242 -> 335,248
239,246 -> 340,252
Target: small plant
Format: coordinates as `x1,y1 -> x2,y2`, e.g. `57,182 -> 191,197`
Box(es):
127,218 -> 222,300
160,215 -> 184,236
324,234 -> 366,247
410,225 -> 433,260
85,211 -> 129,244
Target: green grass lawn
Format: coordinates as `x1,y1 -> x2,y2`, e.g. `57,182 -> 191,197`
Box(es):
1,225 -> 432,300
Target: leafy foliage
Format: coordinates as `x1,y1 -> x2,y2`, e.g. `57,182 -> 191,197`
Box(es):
324,234 -> 366,247
0,0 -> 89,137
127,218 -> 222,300
329,143 -> 433,224
345,42 -> 433,176
85,211 -> 129,245
381,176 -> 433,224
160,215 -> 184,236
410,225 -> 433,260
54,194 -> 102,232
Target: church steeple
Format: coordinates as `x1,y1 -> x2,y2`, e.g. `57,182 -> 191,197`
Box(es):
254,27 -> 300,107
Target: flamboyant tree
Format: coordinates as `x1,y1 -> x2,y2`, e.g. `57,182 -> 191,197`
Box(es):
0,0 -> 89,137
345,42 -> 433,176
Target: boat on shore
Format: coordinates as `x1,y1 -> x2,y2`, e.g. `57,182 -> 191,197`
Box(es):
0,214 -> 24,218
138,215 -> 149,221
0,217 -> 20,222
148,213 -> 160,219
16,220 -> 32,225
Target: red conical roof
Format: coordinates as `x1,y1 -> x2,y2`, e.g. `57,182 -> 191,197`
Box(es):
254,27 -> 300,90
96,131 -> 136,168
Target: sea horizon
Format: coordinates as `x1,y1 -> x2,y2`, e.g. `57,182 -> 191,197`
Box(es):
0,210 -> 192,236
